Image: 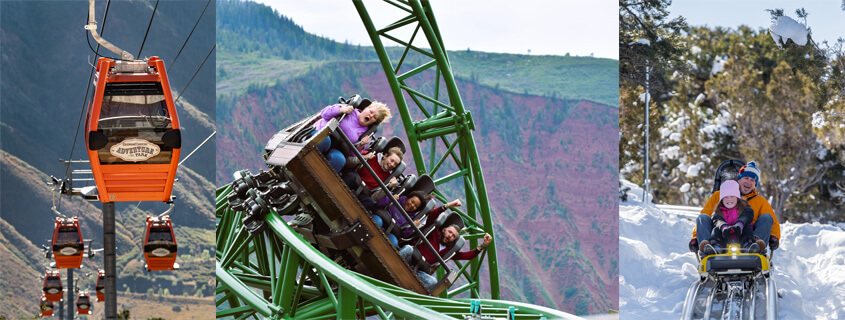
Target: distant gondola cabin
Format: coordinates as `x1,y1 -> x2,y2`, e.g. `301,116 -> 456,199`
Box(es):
40,293 -> 54,317
43,269 -> 63,302
51,217 -> 84,269
76,291 -> 92,315
95,269 -> 105,301
143,216 -> 178,271
85,57 -> 181,203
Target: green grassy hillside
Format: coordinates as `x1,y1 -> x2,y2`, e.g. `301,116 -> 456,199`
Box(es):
216,0 -> 618,105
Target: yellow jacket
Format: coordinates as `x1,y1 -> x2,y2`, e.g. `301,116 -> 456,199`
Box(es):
692,189 -> 781,240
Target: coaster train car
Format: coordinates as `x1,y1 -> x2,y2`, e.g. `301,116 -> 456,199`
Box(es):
681,160 -> 778,320
234,95 -> 460,296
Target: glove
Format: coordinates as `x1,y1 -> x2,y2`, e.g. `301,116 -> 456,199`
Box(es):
688,238 -> 698,252
769,235 -> 780,251
721,223 -> 742,239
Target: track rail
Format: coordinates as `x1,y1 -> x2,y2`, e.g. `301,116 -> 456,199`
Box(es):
215,185 -> 580,319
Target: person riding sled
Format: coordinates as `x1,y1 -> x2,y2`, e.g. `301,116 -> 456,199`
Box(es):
698,180 -> 759,255
690,161 -> 781,256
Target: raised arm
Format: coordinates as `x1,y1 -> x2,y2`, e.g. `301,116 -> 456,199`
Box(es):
452,233 -> 491,260
422,199 -> 461,229
319,104 -> 353,120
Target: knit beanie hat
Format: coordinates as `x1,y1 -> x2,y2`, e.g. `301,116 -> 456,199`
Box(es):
737,161 -> 761,187
719,180 -> 741,201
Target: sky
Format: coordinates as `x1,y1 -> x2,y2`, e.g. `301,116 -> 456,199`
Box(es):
252,0 -> 619,59
669,1 -> 845,48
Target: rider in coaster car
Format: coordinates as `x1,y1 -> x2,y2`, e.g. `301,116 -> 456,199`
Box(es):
341,146 -> 404,211
398,199 -> 493,291
376,190 -> 431,238
312,102 -> 391,172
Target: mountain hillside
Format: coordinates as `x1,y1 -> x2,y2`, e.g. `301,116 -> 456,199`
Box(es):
0,1 -> 216,317
1,208 -> 215,319
215,0 -> 618,106
216,0 -> 619,314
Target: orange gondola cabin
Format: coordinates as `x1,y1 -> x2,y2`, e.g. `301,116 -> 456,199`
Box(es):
43,269 -> 63,302
95,269 -> 105,301
40,293 -> 54,317
143,216 -> 178,271
85,57 -> 181,203
52,217 -> 84,269
76,291 -> 92,315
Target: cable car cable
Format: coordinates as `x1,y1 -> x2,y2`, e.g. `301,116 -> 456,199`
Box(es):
61,0 -> 114,213
170,0 -> 211,71
71,0 -> 113,185
174,43 -> 215,104
178,131 -> 216,167
72,0 -> 113,168
136,0 -> 159,58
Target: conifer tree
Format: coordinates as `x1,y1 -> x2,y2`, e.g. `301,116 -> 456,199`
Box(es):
620,3 -> 845,220
709,56 -> 828,221
619,0 -> 687,194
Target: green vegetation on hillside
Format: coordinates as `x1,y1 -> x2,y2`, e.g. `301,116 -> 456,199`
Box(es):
217,0 -> 376,62
620,0 -> 845,221
216,0 -> 618,106
448,50 -> 618,106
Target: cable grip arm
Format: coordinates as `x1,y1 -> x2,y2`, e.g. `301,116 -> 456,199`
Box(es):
85,0 -> 134,60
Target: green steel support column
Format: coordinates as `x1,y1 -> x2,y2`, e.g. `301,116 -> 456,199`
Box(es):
279,244 -> 301,315
337,279 -> 360,318
217,262 -> 274,317
288,261 -> 310,317
353,0 -> 499,299
416,0 -> 498,298
352,1 -> 426,173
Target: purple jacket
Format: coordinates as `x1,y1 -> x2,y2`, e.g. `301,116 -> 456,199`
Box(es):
377,195 -> 414,237
313,104 -> 369,144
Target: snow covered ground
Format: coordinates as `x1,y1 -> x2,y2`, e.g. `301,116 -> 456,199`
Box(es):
619,179 -> 845,320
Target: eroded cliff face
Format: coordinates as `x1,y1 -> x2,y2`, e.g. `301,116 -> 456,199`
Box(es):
218,63 -> 618,313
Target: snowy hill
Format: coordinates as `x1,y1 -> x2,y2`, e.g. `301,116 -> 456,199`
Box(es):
619,179 -> 845,319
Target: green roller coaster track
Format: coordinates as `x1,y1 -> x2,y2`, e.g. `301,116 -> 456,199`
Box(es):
216,185 -> 577,319
215,0 -> 581,318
